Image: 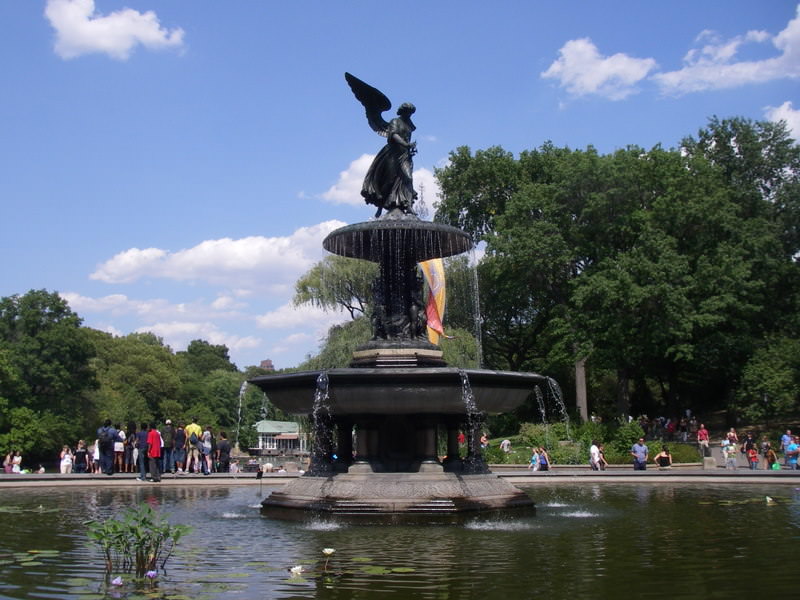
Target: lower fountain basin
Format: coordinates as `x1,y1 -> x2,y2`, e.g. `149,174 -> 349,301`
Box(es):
249,367 -> 546,416
261,472 -> 535,514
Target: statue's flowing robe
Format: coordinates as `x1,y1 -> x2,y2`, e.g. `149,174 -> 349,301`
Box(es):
361,117 -> 415,214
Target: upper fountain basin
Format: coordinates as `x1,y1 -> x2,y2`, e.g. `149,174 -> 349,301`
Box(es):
248,367 -> 546,416
322,216 -> 472,263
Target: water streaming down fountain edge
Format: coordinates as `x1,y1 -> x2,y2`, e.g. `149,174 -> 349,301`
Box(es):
249,72 -> 548,515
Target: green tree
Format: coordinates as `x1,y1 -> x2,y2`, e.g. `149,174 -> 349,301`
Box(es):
737,336 -> 800,424
177,339 -> 238,376
294,255 -> 377,319
297,317 -> 372,370
0,290 -> 97,458
89,330 -> 181,426
435,124 -> 800,422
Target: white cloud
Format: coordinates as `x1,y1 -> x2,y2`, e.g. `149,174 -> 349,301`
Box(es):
135,321 -> 261,355
256,301 -> 348,330
321,154 -> 374,206
257,302 -> 350,358
320,156 -> 442,216
61,292 -> 246,322
541,37 -> 657,100
765,101 -> 800,141
653,7 -> 800,94
45,0 -> 184,60
90,220 -> 346,290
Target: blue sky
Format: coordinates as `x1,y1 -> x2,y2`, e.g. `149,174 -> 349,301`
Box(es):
2,1 -> 798,370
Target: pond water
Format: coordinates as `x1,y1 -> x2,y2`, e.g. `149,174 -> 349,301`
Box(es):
0,482 -> 797,598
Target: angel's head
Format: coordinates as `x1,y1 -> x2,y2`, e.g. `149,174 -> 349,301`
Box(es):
397,102 -> 416,116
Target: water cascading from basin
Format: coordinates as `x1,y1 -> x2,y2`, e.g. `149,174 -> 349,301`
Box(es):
308,371 -> 334,476
459,370 -> 489,475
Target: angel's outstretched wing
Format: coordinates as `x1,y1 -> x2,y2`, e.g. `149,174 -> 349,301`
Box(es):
345,72 -> 391,138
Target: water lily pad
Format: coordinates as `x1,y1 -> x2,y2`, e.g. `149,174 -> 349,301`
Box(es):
19,560 -> 44,566
361,565 -> 392,575
66,577 -> 93,587
28,549 -> 60,555
351,557 -> 373,563
391,567 -> 415,573
225,572 -> 251,578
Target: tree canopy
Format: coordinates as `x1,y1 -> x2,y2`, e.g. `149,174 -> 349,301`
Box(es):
435,117 -> 800,424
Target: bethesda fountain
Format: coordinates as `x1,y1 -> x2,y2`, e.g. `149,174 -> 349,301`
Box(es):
250,73 -> 547,514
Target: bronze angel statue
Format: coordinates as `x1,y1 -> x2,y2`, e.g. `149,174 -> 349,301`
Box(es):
345,72 -> 417,218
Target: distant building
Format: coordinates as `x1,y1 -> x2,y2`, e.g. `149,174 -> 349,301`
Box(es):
252,419 -> 307,456
259,359 -> 275,372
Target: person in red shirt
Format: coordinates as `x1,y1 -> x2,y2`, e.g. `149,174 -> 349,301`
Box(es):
146,423 -> 162,483
697,424 -> 710,457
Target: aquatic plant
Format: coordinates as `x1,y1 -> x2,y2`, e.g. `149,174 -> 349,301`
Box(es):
85,504 -> 192,577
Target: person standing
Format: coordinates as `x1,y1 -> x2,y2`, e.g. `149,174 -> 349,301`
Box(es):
631,437 -> 649,470
173,423 -> 187,474
697,423 -> 710,457
528,447 -> 540,471
216,431 -> 232,474
73,440 -> 89,474
96,420 -> 119,476
59,445 -> 73,474
780,429 -> 793,465
185,418 -> 203,474
113,424 -> 125,473
135,422 -> 149,481
161,419 -> 175,474
786,435 -> 799,470
723,441 -> 738,470
123,422 -> 136,473
598,444 -> 609,470
538,447 -> 551,471
146,423 -> 162,482
201,426 -> 213,475
589,440 -> 601,471
11,451 -> 22,473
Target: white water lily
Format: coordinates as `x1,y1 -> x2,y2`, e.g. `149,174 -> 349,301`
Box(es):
322,548 -> 335,556
289,565 -> 304,576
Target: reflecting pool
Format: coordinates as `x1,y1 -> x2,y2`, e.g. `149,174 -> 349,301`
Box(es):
0,482 -> 797,598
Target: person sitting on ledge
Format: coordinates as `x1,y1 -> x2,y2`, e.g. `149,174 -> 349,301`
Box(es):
653,446 -> 672,469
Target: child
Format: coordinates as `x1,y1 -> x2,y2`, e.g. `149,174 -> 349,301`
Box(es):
528,448 -> 540,471
746,446 -> 759,470
766,447 -> 779,470
724,442 -> 738,470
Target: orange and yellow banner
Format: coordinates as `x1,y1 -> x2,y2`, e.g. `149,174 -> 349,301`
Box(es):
419,258 -> 446,345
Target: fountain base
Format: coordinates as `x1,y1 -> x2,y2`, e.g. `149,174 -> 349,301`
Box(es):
260,472 -> 534,514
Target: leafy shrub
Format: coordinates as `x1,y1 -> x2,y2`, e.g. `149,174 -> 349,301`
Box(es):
85,504 -> 192,576
547,442 -> 586,465
610,420 -> 645,455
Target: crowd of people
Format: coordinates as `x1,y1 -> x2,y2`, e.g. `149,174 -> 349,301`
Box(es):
586,425 -> 799,471
49,418 -> 235,481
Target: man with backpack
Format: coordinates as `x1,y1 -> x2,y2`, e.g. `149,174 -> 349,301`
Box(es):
184,418 -> 203,474
96,419 -> 119,476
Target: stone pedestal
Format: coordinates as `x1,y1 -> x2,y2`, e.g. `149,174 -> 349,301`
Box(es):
261,472 -> 534,514
703,457 -> 717,470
